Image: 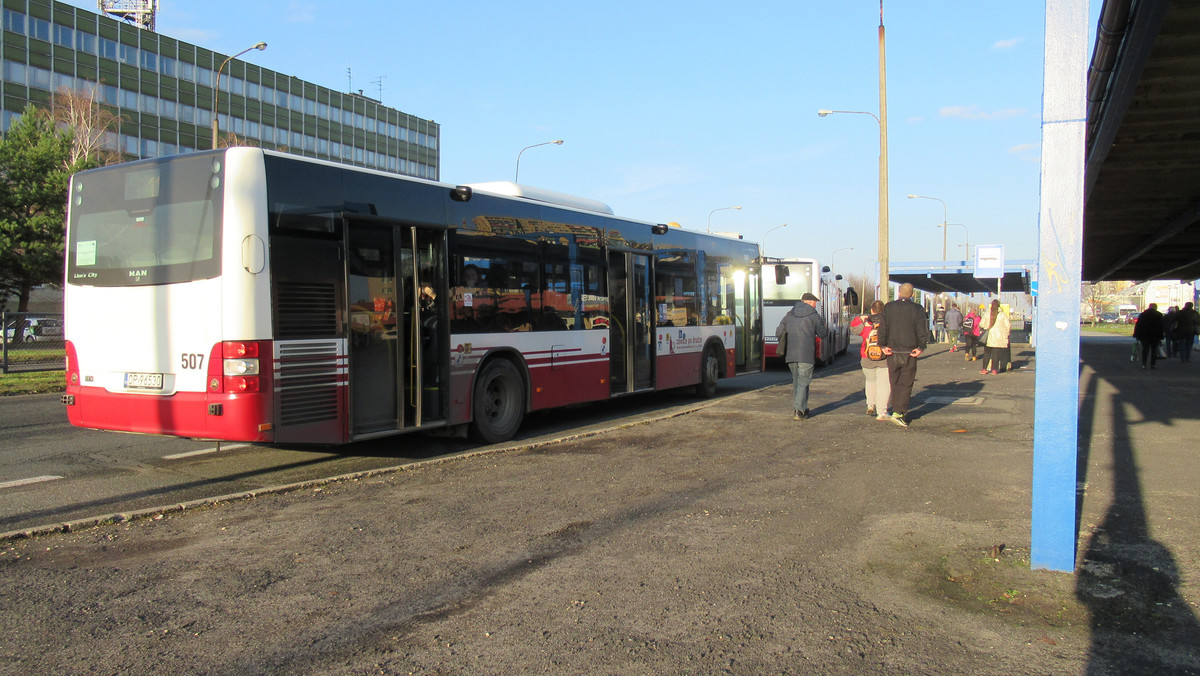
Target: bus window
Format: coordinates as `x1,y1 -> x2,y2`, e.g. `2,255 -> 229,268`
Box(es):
655,251 -> 698,326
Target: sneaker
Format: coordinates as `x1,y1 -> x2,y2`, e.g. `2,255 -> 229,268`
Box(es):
990,370 -> 998,375
876,413 -> 891,421
889,412 -> 909,428
866,406 -> 877,417
793,410 -> 807,421
792,411 -> 801,421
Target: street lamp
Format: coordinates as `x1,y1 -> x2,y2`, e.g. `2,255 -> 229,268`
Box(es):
831,247 -> 853,271
515,140 -> 563,182
817,108 -> 889,300
945,223 -> 970,261
907,194 -> 948,261
212,42 -> 267,149
707,205 -> 742,234
761,223 -> 786,257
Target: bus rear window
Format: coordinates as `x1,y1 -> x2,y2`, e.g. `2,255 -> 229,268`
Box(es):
67,154 -> 223,287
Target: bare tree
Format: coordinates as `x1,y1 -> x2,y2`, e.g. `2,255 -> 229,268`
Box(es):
50,86 -> 123,168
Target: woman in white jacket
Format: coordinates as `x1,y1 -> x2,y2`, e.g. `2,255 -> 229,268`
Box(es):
978,299 -> 1012,375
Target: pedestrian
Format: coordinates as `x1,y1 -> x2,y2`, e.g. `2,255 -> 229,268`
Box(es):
1174,301 -> 1200,362
944,303 -> 964,352
1163,306 -> 1178,358
962,306 -> 982,361
1133,302 -> 1165,370
933,305 -> 947,343
878,283 -> 927,428
775,292 -> 827,420
978,299 -> 1012,375
850,300 -> 891,421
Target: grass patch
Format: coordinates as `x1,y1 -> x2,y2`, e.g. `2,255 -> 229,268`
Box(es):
930,545 -> 1089,628
0,369 -> 66,396
1081,323 -> 1134,336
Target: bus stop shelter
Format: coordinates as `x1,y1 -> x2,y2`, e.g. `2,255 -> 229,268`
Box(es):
887,260 -> 1036,296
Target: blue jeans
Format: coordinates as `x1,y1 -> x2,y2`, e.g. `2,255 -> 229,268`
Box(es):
788,361 -> 815,413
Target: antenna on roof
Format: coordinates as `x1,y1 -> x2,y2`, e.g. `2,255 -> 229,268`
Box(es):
346,66 -> 352,93
371,75 -> 386,102
97,0 -> 158,31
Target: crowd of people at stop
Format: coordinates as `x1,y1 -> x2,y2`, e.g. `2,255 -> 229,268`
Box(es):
1131,301 -> 1200,369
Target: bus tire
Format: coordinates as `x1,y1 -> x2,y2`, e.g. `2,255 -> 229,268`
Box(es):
695,346 -> 720,398
471,358 -> 526,443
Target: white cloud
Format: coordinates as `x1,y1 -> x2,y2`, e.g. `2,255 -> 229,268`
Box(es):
939,105 -> 1027,120
1007,143 -> 1038,154
992,38 -> 1023,50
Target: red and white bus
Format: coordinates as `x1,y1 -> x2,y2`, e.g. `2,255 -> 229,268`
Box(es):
761,257 -> 850,365
62,149 -> 763,444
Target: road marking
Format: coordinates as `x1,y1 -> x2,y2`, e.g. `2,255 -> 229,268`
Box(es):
162,443 -> 249,460
0,475 -> 63,490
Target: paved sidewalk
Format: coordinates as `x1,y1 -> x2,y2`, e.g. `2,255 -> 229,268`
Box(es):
1,335 -> 1198,674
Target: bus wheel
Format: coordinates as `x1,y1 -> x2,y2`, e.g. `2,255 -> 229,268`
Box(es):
695,347 -> 720,398
472,359 -> 525,443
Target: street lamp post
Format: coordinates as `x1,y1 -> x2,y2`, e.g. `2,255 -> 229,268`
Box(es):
907,194 -> 949,261
817,108 -> 889,300
831,247 -> 853,272
761,223 -> 786,258
707,205 -> 742,234
212,42 -> 267,150
945,223 -> 969,261
514,140 -> 563,182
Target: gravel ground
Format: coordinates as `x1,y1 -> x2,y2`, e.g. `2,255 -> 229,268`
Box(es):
1,339 -> 1197,675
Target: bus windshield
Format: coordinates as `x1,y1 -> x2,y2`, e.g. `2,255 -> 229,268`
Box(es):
763,262 -> 814,303
67,153 -> 224,287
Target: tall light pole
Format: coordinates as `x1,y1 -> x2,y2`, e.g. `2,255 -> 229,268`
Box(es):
831,247 -> 853,272
761,223 -> 786,258
907,194 -> 948,260
515,140 -> 563,182
212,42 -> 267,150
707,205 -> 742,234
945,223 -> 969,261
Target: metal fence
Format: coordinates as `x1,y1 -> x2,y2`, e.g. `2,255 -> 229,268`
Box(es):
2,311 -> 66,374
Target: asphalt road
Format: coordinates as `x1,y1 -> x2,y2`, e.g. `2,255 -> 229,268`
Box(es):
0,368 -> 797,535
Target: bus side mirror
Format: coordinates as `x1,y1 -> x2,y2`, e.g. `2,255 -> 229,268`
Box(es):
651,223 -> 669,235
774,265 -> 789,285
450,185 -> 473,202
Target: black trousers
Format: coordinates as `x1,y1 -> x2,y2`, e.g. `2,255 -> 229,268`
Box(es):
1139,338 -> 1159,367
887,352 -> 919,414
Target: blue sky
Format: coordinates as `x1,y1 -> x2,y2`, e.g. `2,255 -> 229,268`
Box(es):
71,1 -> 1101,279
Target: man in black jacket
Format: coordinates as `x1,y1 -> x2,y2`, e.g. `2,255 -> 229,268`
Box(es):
1133,303 -> 1164,370
877,283 -> 927,428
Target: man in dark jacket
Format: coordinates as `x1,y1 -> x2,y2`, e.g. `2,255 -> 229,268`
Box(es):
1174,301 -> 1200,363
877,283 -> 927,427
775,292 -> 827,420
1133,303 -> 1165,370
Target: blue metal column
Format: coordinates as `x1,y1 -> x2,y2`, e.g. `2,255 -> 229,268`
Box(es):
1031,0 -> 1088,571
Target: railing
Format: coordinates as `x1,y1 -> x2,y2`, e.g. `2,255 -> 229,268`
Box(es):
2,311 -> 66,374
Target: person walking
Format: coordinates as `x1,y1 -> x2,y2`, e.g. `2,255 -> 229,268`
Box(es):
962,306 -> 982,361
944,303 -> 964,352
933,305 -> 947,343
1174,301 -> 1200,362
776,292 -> 827,420
850,301 -> 891,421
978,299 -> 1012,375
1163,306 -> 1178,358
1133,302 -> 1165,370
878,283 -> 927,428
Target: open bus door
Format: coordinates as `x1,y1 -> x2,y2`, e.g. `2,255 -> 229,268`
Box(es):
608,251 -> 654,394
345,218 -> 447,439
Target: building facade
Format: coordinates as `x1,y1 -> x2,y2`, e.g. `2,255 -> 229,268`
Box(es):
1,0 -> 439,178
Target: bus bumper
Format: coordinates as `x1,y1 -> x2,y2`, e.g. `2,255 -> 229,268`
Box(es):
64,386 -> 274,442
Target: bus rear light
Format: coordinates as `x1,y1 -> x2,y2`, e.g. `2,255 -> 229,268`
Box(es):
222,341 -> 259,359
223,358 -> 260,376
225,376 -> 260,393
207,341 -> 271,395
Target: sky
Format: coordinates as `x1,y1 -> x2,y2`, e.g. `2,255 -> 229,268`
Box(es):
68,1 -> 1103,281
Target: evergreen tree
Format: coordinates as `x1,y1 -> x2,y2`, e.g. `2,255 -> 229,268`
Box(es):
0,105 -> 94,312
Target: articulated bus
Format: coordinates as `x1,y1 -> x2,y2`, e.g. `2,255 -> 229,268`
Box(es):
761,257 -> 850,365
62,148 -> 762,444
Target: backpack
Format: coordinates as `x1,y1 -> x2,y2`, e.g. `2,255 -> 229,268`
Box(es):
962,315 -> 975,334
865,324 -> 885,361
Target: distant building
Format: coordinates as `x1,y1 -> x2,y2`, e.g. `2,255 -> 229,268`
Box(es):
1,0 -> 439,178
1118,280 -> 1197,312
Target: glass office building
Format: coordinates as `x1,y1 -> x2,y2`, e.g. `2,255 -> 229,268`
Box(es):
1,0 -> 439,178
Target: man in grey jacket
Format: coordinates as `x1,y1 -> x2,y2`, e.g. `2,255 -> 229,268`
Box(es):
775,292 -> 827,420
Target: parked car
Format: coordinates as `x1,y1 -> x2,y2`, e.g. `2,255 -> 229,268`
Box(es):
1099,312 -> 1121,324
1124,312 -> 1141,324
3,317 -> 63,343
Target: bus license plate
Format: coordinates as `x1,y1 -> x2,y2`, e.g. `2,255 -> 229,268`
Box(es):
124,372 -> 164,390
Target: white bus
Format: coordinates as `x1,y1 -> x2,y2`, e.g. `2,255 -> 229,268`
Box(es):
761,257 -> 850,365
62,149 -> 763,444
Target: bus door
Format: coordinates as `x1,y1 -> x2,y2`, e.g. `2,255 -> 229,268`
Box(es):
608,251 -> 654,394
346,220 -> 446,438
